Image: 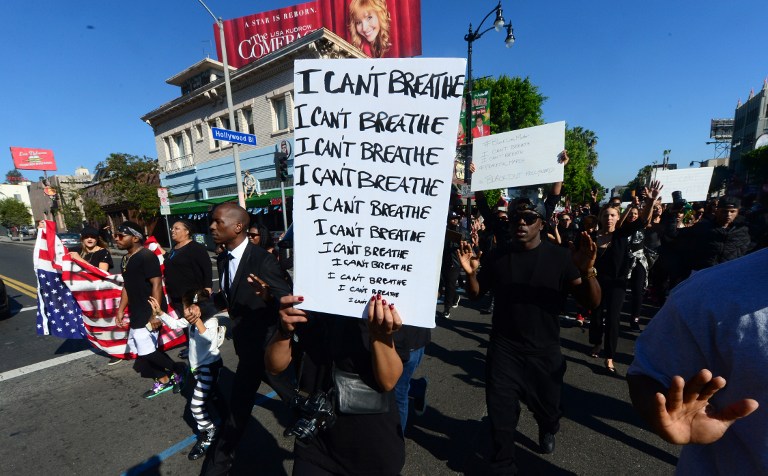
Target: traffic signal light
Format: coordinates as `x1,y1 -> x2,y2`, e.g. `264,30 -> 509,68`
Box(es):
276,153 -> 289,182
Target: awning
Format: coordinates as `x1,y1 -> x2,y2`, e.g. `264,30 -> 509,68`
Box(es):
169,188 -> 293,215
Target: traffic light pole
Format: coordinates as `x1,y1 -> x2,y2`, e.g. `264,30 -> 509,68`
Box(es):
279,181 -> 288,232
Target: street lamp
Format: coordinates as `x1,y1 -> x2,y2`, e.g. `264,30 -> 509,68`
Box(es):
462,1 -> 514,228
198,0 -> 246,208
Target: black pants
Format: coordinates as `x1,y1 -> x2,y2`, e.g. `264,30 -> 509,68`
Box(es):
589,277 -> 626,359
201,327 -> 266,476
134,350 -> 184,379
486,335 -> 566,475
627,264 -> 647,317
441,265 -> 460,313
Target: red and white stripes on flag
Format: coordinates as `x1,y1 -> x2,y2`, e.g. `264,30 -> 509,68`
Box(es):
33,221 -> 187,359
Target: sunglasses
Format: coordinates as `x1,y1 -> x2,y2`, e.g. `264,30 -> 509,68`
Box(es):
113,233 -> 128,239
247,233 -> 260,238
510,213 -> 541,225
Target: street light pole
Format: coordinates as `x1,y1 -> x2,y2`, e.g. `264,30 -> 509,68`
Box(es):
198,0 -> 246,208
462,1 -> 514,230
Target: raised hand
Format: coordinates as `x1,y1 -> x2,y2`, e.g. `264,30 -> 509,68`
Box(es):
558,149 -> 570,166
644,180 -> 663,202
457,241 -> 481,275
571,232 -> 597,273
651,369 -> 758,444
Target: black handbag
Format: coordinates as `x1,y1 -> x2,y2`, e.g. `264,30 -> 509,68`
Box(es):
332,365 -> 389,414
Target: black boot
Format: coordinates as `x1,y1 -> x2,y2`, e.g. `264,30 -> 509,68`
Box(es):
188,427 -> 217,461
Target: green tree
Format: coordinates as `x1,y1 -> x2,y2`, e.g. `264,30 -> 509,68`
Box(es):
626,165 -> 654,191
5,169 -> 26,184
743,146 -> 768,183
564,126 -> 603,204
473,75 -> 546,132
0,197 -> 32,228
82,197 -> 106,224
95,153 -> 160,223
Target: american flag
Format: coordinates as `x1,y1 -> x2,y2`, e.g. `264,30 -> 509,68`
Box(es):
33,221 -> 187,358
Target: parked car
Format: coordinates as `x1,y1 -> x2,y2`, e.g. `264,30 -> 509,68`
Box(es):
0,277 -> 10,319
57,233 -> 81,252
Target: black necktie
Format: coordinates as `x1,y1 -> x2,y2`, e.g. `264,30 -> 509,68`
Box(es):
222,252 -> 234,297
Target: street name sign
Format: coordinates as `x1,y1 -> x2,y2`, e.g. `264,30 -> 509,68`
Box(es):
211,127 -> 257,146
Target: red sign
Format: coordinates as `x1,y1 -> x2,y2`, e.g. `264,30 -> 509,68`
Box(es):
9,147 -> 57,171
216,0 -> 422,68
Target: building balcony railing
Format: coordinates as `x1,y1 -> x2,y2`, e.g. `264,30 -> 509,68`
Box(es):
163,154 -> 195,174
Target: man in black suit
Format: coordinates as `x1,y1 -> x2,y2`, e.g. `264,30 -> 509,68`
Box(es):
201,203 -> 291,475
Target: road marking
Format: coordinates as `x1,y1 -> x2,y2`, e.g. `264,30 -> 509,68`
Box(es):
0,273 -> 38,299
0,350 -> 93,382
121,391 -> 278,475
19,306 -> 37,312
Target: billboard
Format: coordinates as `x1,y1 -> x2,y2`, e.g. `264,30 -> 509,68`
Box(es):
216,0 -> 422,68
9,147 -> 57,171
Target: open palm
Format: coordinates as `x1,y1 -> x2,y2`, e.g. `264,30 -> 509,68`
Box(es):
653,370 -> 758,444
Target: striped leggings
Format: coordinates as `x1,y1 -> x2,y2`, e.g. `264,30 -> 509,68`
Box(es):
191,359 -> 223,432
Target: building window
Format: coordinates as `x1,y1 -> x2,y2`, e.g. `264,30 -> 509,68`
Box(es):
243,108 -> 255,135
209,120 -> 219,150
272,95 -> 289,131
171,133 -> 184,159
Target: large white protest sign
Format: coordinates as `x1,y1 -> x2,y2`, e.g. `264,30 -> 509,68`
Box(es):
470,121 -> 565,192
655,167 -> 715,203
292,58 -> 466,328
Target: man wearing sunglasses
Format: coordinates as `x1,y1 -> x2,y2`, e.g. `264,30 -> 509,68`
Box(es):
114,222 -> 185,398
458,199 -> 601,473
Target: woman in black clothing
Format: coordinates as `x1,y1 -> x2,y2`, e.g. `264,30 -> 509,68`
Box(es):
247,223 -> 276,255
164,220 -> 213,311
69,227 -> 113,271
588,182 -> 661,374
266,295 -> 406,476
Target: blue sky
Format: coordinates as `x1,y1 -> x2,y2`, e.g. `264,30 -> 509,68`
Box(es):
2,0 -> 764,189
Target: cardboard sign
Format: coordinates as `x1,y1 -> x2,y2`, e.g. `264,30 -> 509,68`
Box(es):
470,122 -> 565,191
655,167 -> 715,203
292,58 -> 465,328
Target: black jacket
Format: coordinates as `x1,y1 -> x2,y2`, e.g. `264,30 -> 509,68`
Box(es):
215,241 -> 292,361
687,216 -> 751,270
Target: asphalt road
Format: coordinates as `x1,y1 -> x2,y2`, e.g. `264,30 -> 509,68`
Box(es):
0,239 -> 680,475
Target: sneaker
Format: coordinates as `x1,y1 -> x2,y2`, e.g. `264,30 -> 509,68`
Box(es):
575,314 -> 585,326
107,357 -> 124,366
143,379 -> 174,399
411,377 -> 428,416
442,310 -> 451,319
452,295 -> 461,309
178,348 -> 189,359
188,427 -> 217,461
630,318 -> 640,331
171,371 -> 185,394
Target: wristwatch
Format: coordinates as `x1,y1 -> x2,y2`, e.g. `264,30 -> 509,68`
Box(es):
582,267 -> 597,279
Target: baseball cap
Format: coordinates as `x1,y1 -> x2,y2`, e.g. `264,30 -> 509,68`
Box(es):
508,197 -> 546,218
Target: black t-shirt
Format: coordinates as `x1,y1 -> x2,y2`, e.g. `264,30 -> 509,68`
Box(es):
478,240 -> 580,355
164,241 -> 212,301
122,248 -> 163,329
83,248 -> 112,270
292,314 -> 407,476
